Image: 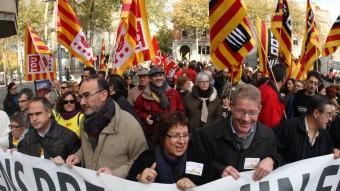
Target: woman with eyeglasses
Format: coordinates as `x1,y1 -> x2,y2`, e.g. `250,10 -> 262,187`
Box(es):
8,112 -> 29,149
127,112 -> 214,190
55,92 -> 83,137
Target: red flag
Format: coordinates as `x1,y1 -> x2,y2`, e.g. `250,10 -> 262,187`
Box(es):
99,36 -> 106,70
152,36 -> 162,66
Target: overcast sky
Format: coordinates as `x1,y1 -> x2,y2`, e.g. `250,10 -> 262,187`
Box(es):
310,0 -> 338,22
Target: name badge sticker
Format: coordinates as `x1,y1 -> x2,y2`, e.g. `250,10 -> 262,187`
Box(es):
244,158 -> 260,170
185,161 -> 204,176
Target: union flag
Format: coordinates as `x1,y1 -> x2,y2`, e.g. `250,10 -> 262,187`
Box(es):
24,22 -> 55,81
113,0 -> 155,74
57,0 -> 93,67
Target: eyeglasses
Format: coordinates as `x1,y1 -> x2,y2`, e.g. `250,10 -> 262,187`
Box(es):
60,86 -> 67,90
166,133 -> 190,141
18,99 -> 28,103
78,90 -> 104,101
9,124 -> 22,129
233,109 -> 259,117
63,99 -> 76,104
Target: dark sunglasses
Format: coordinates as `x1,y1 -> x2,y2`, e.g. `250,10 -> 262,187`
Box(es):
9,124 -> 22,129
63,100 -> 76,104
60,86 -> 67,89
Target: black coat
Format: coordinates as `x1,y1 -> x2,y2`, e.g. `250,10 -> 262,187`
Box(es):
3,94 -> 19,117
329,114 -> 340,148
199,117 -> 281,179
127,139 -> 216,185
275,116 -> 334,164
18,120 -> 80,160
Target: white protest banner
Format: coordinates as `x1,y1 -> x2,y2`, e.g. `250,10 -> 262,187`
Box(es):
0,150 -> 339,191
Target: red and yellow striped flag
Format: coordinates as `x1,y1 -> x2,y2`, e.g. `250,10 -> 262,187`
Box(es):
57,0 -> 93,67
210,0 -> 255,82
271,0 -> 292,68
113,0 -> 155,74
323,15 -> 340,56
99,36 -> 106,70
296,0 -> 320,80
24,22 -> 56,81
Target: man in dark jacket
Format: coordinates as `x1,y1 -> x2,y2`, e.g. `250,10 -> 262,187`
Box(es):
199,84 -> 281,181
18,97 -> 80,160
286,71 -> 321,117
275,95 -> 340,164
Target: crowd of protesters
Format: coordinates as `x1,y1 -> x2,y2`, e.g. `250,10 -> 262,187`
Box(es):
0,60 -> 339,190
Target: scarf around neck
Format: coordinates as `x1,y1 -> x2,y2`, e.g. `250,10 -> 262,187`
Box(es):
154,146 -> 187,183
61,109 -> 80,120
149,81 -> 170,110
83,98 -> 116,150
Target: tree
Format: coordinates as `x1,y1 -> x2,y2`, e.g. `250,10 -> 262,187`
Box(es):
146,0 -> 169,29
172,0 -> 209,30
156,26 -> 172,54
69,0 -> 119,46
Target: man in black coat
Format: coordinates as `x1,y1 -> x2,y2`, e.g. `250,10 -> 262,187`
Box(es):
199,84 -> 281,181
18,97 -> 80,160
275,95 -> 340,164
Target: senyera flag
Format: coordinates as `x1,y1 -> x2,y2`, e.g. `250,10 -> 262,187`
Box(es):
57,0 -> 93,67
210,0 -> 256,82
24,22 -> 56,81
112,0 -> 155,74
323,15 -> 340,57
295,0 -> 320,80
271,0 -> 292,68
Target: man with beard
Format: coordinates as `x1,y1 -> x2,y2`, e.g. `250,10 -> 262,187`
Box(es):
135,67 -> 184,146
53,75 -> 147,178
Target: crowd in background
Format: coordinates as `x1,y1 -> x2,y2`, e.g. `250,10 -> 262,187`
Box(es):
0,60 -> 339,190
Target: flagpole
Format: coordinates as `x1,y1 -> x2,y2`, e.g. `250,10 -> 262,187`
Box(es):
245,13 -> 287,119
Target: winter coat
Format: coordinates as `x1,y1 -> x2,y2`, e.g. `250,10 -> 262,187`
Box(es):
258,81 -> 285,128
75,102 -> 148,178
199,117 -> 281,179
127,140 -> 216,185
183,86 -> 223,129
135,85 -> 184,138
275,116 -> 334,164
18,119 -> 80,160
3,94 -> 19,117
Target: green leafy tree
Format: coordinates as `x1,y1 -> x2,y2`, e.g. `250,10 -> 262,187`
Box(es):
69,0 -> 119,46
156,26 -> 172,54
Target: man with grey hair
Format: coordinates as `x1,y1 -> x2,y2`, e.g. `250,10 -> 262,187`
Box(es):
198,84 -> 281,181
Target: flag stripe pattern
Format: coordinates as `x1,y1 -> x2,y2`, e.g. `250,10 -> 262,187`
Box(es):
296,0 -> 320,80
57,0 -> 93,67
113,0 -> 155,74
210,0 -> 255,82
24,22 -> 55,81
323,15 -> 340,56
271,0 -> 292,67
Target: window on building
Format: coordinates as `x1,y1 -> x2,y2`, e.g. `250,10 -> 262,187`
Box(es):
199,46 -> 210,55
182,30 -> 188,39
